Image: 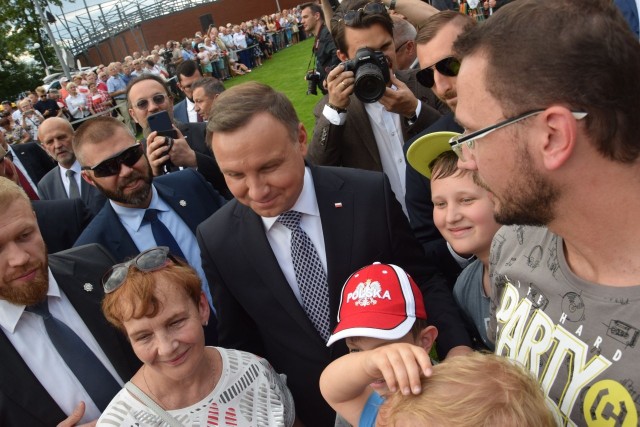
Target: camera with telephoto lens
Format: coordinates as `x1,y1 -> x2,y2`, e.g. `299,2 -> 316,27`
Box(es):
341,47 -> 390,103
305,70 -> 321,95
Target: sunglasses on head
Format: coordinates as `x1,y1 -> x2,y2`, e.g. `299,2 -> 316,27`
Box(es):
134,94 -> 168,110
102,246 -> 178,294
81,143 -> 144,178
416,57 -> 461,88
337,2 -> 387,26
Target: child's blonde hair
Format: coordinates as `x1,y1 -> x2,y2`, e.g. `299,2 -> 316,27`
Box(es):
378,352 -> 555,427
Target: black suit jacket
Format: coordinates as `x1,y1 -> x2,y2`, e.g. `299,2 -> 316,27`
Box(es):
173,121 -> 232,199
0,244 -> 140,426
8,142 -> 56,184
197,165 -> 471,427
33,198 -> 93,254
37,165 -> 107,216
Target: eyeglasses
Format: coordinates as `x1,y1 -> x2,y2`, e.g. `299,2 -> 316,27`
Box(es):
134,94 -> 168,110
102,247 -> 178,293
416,57 -> 461,88
81,143 -> 144,177
338,2 -> 387,26
449,110 -> 588,161
395,40 -> 410,53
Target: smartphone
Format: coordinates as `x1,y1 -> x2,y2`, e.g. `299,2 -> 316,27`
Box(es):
147,110 -> 176,172
147,110 -> 178,139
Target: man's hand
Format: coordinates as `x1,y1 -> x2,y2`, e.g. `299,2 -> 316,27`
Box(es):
146,127 -> 197,176
326,64 -> 355,110
379,73 -> 419,118
56,401 -> 97,427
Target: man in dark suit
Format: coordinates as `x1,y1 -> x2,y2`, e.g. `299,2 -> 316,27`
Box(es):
0,130 -> 55,199
72,116 -> 226,344
172,60 -> 204,123
0,177 -> 140,426
199,82 -> 471,427
37,117 -> 107,215
126,74 -> 230,198
307,0 -> 449,214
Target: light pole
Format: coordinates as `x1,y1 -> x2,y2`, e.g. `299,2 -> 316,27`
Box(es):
32,0 -> 72,79
32,43 -> 50,75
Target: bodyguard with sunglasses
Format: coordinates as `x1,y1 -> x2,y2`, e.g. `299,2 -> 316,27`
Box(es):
307,0 -> 448,215
72,116 -> 226,346
404,11 -> 477,289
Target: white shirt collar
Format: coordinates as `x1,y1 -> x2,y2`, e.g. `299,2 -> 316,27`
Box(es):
261,167 -> 319,231
0,268 -> 61,334
58,160 -> 81,175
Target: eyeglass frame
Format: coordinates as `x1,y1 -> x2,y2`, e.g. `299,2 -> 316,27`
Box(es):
133,93 -> 168,111
102,246 -> 179,294
449,109 -> 588,160
81,143 -> 144,178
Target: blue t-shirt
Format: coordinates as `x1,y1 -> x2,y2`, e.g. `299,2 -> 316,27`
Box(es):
359,392 -> 384,427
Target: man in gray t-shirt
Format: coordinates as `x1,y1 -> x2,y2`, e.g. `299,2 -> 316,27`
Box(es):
451,0 -> 640,425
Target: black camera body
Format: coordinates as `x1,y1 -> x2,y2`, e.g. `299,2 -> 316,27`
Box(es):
305,70 -> 322,96
342,47 -> 390,103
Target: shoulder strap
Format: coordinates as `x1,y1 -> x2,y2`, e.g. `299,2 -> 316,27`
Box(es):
124,381 -> 184,427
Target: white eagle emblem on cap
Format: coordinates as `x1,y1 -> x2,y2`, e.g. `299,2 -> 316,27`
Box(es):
347,279 -> 390,307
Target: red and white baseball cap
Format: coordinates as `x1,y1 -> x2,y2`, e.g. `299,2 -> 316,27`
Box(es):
326,262 -> 427,347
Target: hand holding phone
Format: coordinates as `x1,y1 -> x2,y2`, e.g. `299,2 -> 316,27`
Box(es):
147,110 -> 177,173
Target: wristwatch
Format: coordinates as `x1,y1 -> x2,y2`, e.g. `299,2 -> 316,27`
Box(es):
327,102 -> 347,114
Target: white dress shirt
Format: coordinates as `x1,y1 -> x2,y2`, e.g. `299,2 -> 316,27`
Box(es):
58,160 -> 83,197
0,269 -> 124,423
262,168 -> 327,305
186,97 -> 199,123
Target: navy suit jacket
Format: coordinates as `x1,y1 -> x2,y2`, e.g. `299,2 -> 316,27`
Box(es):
172,99 -> 189,123
37,166 -> 107,216
33,198 -> 93,254
74,168 -> 226,262
197,165 -> 471,427
8,142 -> 56,184
0,244 -> 141,426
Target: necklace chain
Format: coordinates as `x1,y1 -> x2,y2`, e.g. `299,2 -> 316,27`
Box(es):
143,364 -> 167,409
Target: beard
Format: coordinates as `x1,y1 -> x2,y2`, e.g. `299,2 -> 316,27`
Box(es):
481,145 -> 559,226
94,162 -> 153,206
0,254 -> 49,306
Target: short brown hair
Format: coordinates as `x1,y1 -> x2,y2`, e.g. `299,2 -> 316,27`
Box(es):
331,0 -> 394,54
415,10 -> 475,46
207,82 -> 299,141
454,0 -> 640,163
378,352 -> 555,427
73,116 -> 134,165
102,261 -> 201,333
430,150 -> 474,181
0,176 -> 30,213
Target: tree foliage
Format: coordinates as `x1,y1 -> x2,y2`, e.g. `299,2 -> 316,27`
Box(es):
0,0 -> 63,99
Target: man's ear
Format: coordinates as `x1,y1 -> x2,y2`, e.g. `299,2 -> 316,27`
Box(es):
81,170 -> 96,187
539,106 -> 579,171
337,49 -> 349,62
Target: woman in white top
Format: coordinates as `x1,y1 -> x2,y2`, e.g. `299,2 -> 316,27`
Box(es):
64,83 -> 90,124
98,247 -> 298,427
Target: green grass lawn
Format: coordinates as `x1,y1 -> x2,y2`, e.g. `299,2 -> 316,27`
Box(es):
223,38 -> 323,135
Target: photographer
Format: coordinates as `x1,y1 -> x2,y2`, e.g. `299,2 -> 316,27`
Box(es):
307,0 -> 448,214
301,3 -> 339,95
17,98 -> 44,141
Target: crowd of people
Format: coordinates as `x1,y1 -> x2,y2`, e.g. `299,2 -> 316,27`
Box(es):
1,0 -> 639,426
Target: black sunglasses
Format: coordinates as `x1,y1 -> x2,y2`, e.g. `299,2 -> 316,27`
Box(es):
416,57 -> 461,88
82,143 -> 144,178
102,246 -> 178,294
134,94 -> 168,110
337,2 -> 387,26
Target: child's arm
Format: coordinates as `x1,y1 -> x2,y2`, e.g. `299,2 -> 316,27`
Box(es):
319,343 -> 432,426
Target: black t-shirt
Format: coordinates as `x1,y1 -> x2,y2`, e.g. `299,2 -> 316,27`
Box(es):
34,99 -> 60,118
